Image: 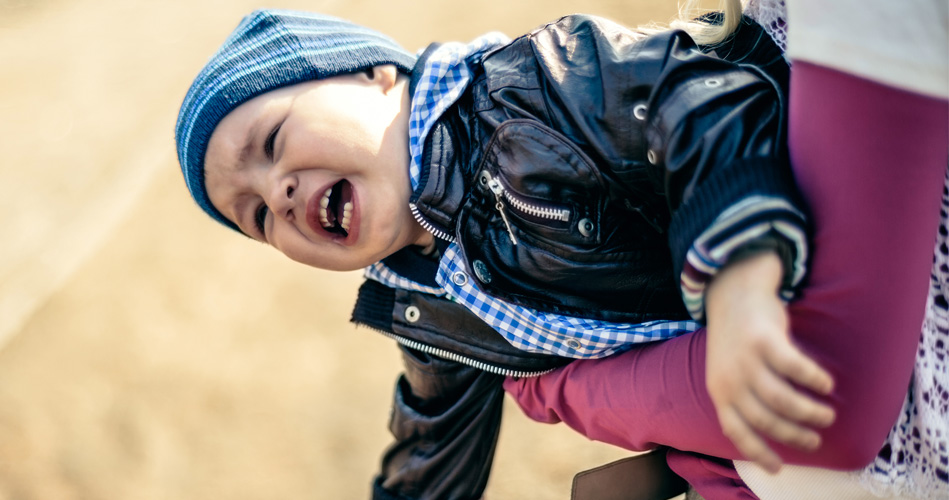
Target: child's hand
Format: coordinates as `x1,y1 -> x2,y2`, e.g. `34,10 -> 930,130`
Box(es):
705,251 -> 836,473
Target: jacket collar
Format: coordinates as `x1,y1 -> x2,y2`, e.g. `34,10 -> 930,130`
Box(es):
407,43 -> 469,241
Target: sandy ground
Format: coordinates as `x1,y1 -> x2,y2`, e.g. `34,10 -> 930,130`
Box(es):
0,1 -> 685,498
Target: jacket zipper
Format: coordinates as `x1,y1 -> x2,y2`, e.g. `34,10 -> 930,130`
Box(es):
409,202 -> 455,242
356,323 -> 556,378
485,175 -> 519,245
481,171 -> 571,245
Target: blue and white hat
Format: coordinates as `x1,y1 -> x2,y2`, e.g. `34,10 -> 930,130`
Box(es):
174,9 -> 417,231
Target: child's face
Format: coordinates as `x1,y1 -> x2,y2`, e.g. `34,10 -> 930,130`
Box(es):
204,65 -> 431,271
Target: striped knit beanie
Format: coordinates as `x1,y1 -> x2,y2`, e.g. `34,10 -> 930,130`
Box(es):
175,9 -> 417,231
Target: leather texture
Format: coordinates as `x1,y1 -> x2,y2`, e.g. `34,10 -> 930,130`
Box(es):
571,449 -> 689,500
351,251 -> 572,376
411,15 -> 792,324
375,345 -> 505,500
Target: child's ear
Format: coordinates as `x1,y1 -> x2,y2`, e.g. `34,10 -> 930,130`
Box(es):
366,64 -> 399,94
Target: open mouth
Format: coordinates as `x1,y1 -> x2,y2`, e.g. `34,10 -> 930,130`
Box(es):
318,179 -> 354,237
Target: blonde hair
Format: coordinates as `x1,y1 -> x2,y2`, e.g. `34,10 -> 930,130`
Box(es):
639,0 -> 744,46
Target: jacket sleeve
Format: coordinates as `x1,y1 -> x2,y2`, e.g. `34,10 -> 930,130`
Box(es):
644,30 -> 810,321
374,345 -> 505,500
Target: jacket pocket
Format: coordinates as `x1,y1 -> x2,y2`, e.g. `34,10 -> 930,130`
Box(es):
458,119 -> 680,322
474,118 -> 605,249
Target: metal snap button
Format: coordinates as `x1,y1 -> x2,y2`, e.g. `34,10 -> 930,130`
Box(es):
452,271 -> 468,286
479,171 -> 490,186
647,149 -> 658,164
705,78 -> 722,88
578,218 -> 594,237
472,260 -> 492,284
404,305 -> 421,323
565,338 -> 582,350
633,103 -> 647,120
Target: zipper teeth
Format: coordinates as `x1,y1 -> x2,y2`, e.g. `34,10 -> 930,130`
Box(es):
500,186 -> 570,222
356,324 -> 556,378
409,203 -> 455,242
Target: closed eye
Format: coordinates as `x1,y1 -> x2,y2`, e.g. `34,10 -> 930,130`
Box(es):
264,123 -> 281,161
254,203 -> 269,236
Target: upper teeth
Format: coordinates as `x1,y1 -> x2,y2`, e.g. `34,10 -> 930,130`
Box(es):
319,188 -> 331,226
341,202 -> 352,231
318,187 -> 353,232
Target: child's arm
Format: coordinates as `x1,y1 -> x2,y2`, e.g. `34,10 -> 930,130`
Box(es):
704,250 -> 834,473
644,30 -> 809,325
643,31 -> 833,466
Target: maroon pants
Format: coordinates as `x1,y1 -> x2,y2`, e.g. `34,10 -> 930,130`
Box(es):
504,62 -> 949,499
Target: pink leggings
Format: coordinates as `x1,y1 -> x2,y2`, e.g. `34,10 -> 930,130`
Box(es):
504,62 -> 949,498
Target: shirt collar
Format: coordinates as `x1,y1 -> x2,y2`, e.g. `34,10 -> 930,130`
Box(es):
406,33 -> 510,192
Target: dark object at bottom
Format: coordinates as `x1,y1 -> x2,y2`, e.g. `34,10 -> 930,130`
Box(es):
571,448 -> 690,500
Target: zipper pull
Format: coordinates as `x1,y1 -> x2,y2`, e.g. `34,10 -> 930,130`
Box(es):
485,175 -> 518,246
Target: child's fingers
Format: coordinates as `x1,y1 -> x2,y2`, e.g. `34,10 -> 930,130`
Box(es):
766,339 -> 835,396
752,360 -> 835,428
735,383 -> 822,452
717,403 -> 784,473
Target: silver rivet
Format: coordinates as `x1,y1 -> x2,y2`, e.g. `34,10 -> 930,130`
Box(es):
404,305 -> 421,323
647,149 -> 658,164
452,271 -> 468,286
479,171 -> 490,186
473,260 -> 492,284
578,218 -> 594,237
633,103 -> 647,120
705,78 -> 722,88
565,338 -> 582,350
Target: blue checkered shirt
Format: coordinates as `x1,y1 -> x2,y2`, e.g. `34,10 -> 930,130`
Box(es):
364,34 -> 700,359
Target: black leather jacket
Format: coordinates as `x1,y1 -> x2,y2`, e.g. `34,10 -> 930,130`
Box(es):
411,14 -> 795,324
355,15 -> 795,500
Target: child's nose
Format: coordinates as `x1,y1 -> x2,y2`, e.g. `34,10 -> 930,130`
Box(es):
268,178 -> 297,221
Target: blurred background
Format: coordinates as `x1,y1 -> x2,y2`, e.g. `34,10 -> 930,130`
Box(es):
0,0 -> 684,498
